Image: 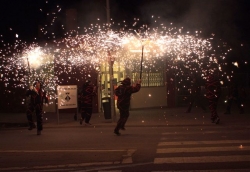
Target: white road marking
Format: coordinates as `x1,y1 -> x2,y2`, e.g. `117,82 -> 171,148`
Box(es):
0,149 -> 127,153
161,129 -> 248,135
157,145 -> 250,153
158,140 -> 250,146
122,149 -> 136,164
98,170 -> 122,172
152,169 -> 250,172
154,155 -> 250,164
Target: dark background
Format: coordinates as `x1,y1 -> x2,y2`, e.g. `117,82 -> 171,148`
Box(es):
1,0 -> 249,71
0,0 -> 249,112
0,0 -> 249,44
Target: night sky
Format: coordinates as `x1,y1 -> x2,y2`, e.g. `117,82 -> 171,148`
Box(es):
0,0 -> 250,66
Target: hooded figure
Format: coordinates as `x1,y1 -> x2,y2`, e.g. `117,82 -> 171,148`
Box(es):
26,80 -> 48,135
114,77 -> 141,135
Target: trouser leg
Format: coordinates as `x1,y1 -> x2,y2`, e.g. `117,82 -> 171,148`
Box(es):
226,98 -> 232,112
121,117 -> 128,129
80,107 -> 87,125
80,108 -> 86,121
186,96 -> 194,112
208,98 -> 219,120
84,108 -> 92,123
35,104 -> 43,131
26,105 -> 35,129
115,109 -> 129,132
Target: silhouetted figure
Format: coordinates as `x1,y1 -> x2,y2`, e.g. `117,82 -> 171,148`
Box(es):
79,80 -> 96,125
26,80 -> 48,135
205,74 -> 221,124
114,77 -> 141,136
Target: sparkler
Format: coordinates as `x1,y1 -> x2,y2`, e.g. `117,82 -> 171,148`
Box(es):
0,1 -> 237,105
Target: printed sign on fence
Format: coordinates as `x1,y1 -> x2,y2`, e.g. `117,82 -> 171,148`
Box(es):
57,85 -> 77,109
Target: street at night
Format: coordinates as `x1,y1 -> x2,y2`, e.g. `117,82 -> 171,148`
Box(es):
1,1 -> 250,172
1,108 -> 250,171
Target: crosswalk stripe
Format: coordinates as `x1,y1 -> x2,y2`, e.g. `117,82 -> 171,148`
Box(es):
156,127 -> 250,168
161,129 -> 247,135
98,170 -> 122,172
162,131 -> 219,135
157,145 -> 249,153
0,149 -> 127,153
152,169 -> 250,172
158,140 -> 250,146
154,155 -> 250,164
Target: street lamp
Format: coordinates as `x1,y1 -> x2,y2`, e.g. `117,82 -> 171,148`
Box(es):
108,51 -> 116,122
140,45 -> 144,79
21,52 -> 31,88
106,0 -> 117,122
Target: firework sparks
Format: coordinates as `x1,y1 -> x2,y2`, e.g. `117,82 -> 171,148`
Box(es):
0,1 -> 235,104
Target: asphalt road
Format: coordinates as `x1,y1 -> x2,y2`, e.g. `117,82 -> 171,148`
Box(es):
0,124 -> 250,172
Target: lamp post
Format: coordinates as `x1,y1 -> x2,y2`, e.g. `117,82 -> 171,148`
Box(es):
106,0 -> 110,25
106,0 -> 116,122
140,45 -> 144,79
22,54 -> 31,107
27,56 -> 31,86
22,53 -> 31,87
108,51 -> 116,122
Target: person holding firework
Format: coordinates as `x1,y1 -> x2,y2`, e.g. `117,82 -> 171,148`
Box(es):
114,77 -> 141,135
26,80 -> 48,135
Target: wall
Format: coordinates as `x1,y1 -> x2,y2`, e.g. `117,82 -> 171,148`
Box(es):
130,86 -> 167,109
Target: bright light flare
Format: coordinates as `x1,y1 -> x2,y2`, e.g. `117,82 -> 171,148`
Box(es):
22,47 -> 46,69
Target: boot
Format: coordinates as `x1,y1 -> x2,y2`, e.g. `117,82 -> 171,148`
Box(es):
37,130 -> 41,135
114,130 -> 121,136
214,117 -> 220,124
28,124 -> 36,130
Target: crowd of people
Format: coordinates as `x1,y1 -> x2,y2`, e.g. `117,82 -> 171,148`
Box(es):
25,74 -> 246,136
186,73 -> 247,125
25,77 -> 141,136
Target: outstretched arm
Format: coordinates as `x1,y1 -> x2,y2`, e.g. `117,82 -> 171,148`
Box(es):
131,79 -> 141,93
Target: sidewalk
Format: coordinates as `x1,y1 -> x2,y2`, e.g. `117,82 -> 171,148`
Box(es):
0,107 -> 250,129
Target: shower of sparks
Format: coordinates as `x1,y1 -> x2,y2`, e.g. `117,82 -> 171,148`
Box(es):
0,2 -> 237,103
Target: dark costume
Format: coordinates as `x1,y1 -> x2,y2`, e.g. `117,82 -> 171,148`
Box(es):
224,84 -> 245,114
114,78 -> 141,135
26,81 -> 48,135
205,74 -> 221,124
79,81 -> 96,125
186,78 -> 206,113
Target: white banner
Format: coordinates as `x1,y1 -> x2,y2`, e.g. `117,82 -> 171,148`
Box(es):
57,85 -> 77,109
